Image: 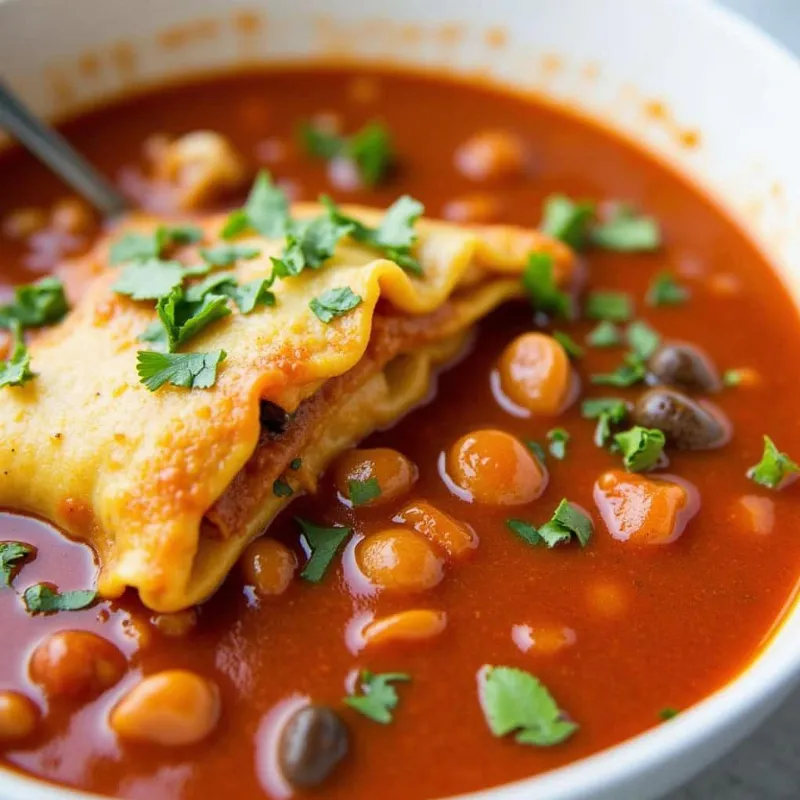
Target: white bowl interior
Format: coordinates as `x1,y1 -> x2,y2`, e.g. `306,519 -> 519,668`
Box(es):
1,0 -> 800,798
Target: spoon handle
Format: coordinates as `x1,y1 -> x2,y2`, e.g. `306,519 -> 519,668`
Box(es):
0,80 -> 128,218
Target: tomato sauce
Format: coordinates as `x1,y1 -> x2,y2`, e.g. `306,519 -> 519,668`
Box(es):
1,66 -> 800,800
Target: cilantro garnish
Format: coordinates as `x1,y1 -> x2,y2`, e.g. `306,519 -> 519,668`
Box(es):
581,398 -> 629,447
272,478 -> 293,498
271,214 -> 355,277
224,279 -> 275,314
226,170 -> 291,240
200,243 -> 261,267
300,120 -> 394,186
614,426 -> 666,471
478,665 -> 578,746
525,440 -> 547,463
586,320 -> 622,348
506,499 -> 592,548
109,225 -> 203,265
626,320 -> 661,360
296,518 -> 351,583
659,707 -> 679,721
0,541 -> 34,587
523,252 -> 572,319
747,436 -> 800,490
310,287 -> 363,324
0,321 -> 35,388
553,330 -> 584,359
590,353 -> 647,387
344,670 -> 410,724
290,458 -> 302,470
136,350 -> 226,391
112,259 -> 185,301
585,291 -> 633,322
592,205 -> 661,252
151,287 -> 231,352
0,277 -> 69,329
723,369 -> 743,388
647,271 -> 689,307
348,477 -> 381,507
547,428 -> 570,460
541,195 -> 595,250
23,584 -> 96,614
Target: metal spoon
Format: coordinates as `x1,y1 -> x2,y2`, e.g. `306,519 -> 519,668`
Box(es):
0,79 -> 129,218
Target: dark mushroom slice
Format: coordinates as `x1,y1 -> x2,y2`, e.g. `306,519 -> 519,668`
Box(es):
278,704 -> 349,789
647,343 -> 722,393
632,388 -> 730,450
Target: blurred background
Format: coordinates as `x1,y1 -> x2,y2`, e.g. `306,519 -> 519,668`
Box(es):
670,7 -> 800,799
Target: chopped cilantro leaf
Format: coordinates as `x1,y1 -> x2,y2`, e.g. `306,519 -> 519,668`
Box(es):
647,271 -> 689,307
506,518 -> 552,547
723,369 -> 743,388
184,273 -> 238,303
581,398 -> 629,447
136,349 -> 226,391
553,330 -> 584,359
547,428 -> 570,460
272,478 -> 293,498
586,320 -> 622,348
310,287 -> 362,324
165,225 -> 204,246
523,252 -> 572,319
0,541 -> 34,587
626,320 -> 661,360
747,436 -> 800,490
154,287 -> 231,351
344,670 -> 410,724
272,214 -> 355,277
112,259 -> 185,301
585,291 -> 633,322
348,477 -> 381,507
591,353 -> 647,388
478,665 -> 578,746
290,458 -> 302,470
296,518 -> 351,583
221,171 -> 290,241
592,205 -> 661,252
109,230 -> 164,265
541,195 -> 595,250
0,321 -> 35,388
659,707 -> 679,721
506,499 -> 592,549
614,426 -> 665,472
224,279 -> 275,314
0,277 -> 69,329
220,209 -> 250,239
200,243 -> 261,267
23,584 -> 96,614
525,440 -> 547,463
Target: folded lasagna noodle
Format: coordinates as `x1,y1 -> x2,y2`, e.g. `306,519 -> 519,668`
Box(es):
0,203 -> 573,611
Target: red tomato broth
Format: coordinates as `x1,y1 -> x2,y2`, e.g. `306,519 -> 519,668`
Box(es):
0,66 -> 799,799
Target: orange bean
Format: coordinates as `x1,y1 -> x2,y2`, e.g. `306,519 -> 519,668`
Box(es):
594,470 -> 698,545
498,332 -> 572,414
511,624 -> 576,655
362,609 -> 447,648
395,500 -> 477,557
446,429 -> 547,505
587,581 -> 628,618
334,448 -> 418,507
29,630 -> 127,700
0,691 -> 40,741
240,538 -> 297,595
442,193 -> 504,224
110,670 -> 220,746
735,495 -> 775,535
356,529 -> 444,593
455,130 -> 528,182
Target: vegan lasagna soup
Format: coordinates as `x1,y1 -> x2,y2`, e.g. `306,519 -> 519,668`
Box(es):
0,66 -> 798,800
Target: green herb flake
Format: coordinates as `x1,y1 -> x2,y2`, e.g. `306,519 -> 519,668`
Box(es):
478,665 -> 578,746
296,518 -> 351,583
525,440 -> 547,463
659,707 -> 679,721
0,321 -> 36,388
723,369 -> 743,388
747,435 -> 800,490
310,287 -> 363,324
225,279 -> 275,314
109,230 -> 165,265
626,320 -> 661,361
585,291 -> 633,323
136,350 -> 226,391
344,670 -> 410,724
153,287 -> 232,352
221,171 -> 290,241
592,205 -> 661,252
290,458 -> 302,470
523,252 -> 572,319
200,243 -> 261,267
547,428 -> 570,460
271,214 -> 355,278
541,195 -> 596,250
23,584 -> 96,614
112,259 -> 186,301
647,272 -> 689,307
586,321 -> 621,349
348,477 -> 381,507
165,225 -> 204,246
506,499 -> 592,549
614,426 -> 666,472
590,353 -> 647,388
581,398 -> 629,447
0,277 -> 69,329
553,330 -> 584,359
272,478 -> 293,498
0,541 -> 34,587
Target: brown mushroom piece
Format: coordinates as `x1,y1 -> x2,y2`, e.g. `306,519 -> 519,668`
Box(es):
647,343 -> 722,393
632,388 -> 730,450
278,705 -> 349,789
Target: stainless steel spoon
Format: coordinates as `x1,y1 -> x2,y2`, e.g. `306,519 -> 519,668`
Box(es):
0,79 -> 129,217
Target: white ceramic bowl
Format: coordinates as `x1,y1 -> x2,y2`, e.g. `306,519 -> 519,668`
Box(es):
2,0 -> 800,798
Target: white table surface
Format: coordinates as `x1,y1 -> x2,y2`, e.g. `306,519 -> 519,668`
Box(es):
667,2 -> 800,798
